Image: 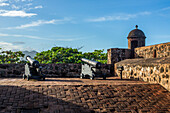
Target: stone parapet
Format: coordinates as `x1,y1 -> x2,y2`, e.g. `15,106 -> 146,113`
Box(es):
115,57 -> 170,91
135,42 -> 170,58
0,63 -> 114,78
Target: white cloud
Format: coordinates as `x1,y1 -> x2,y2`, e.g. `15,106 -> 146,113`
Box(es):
26,3 -> 32,6
0,0 -> 8,2
0,3 -> 9,6
24,5 -> 43,10
0,41 -> 34,51
87,15 -> 134,22
0,41 -> 23,51
13,0 -> 29,2
0,33 -> 8,36
0,10 -> 37,17
21,0 -> 27,1
161,7 -> 170,11
6,18 -> 72,29
34,5 -> 43,9
0,0 -> 42,15
11,4 -> 20,9
0,33 -> 82,41
0,33 -> 44,39
87,11 -> 151,22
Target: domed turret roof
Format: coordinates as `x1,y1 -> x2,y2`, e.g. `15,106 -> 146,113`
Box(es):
127,25 -> 146,38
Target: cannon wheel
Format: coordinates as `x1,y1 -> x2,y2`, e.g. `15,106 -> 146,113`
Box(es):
90,74 -> 94,80
23,74 -> 26,79
80,74 -> 84,79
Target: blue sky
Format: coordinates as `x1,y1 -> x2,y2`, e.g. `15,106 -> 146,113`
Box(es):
0,0 -> 170,52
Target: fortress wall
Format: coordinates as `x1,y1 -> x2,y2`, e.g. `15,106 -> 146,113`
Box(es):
0,63 -> 114,78
135,42 -> 170,58
115,57 -> 170,91
107,48 -> 131,64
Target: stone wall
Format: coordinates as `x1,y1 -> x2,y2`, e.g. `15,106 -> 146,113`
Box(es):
0,63 -> 114,78
135,42 -> 170,58
107,48 -> 131,64
115,57 -> 170,91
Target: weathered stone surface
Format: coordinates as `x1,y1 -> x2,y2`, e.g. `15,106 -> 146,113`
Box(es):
107,42 -> 170,65
115,57 -> 170,91
135,42 -> 170,58
107,48 -> 131,64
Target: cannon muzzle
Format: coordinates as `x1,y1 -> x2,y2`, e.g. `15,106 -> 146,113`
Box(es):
26,55 -> 40,68
81,58 -> 101,68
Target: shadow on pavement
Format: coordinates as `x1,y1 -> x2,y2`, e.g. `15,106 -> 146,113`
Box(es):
0,84 -> 169,113
0,85 -> 93,113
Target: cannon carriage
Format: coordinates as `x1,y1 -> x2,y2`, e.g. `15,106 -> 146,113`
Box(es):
80,58 -> 106,80
23,56 -> 45,81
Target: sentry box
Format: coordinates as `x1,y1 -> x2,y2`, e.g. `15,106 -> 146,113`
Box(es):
23,55 -> 45,81
80,58 -> 106,80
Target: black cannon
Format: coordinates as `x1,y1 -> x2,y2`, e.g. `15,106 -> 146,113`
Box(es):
23,55 -> 45,81
80,58 -> 106,80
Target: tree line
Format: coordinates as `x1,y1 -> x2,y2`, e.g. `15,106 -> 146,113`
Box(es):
0,47 -> 107,64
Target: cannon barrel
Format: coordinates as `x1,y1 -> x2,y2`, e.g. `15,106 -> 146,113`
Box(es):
81,58 -> 101,68
26,55 -> 40,68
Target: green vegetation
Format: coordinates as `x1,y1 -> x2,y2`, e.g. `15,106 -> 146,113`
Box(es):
0,47 -> 107,64
34,47 -> 107,64
0,48 -> 25,64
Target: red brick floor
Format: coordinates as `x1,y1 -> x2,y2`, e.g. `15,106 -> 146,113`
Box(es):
0,77 -> 149,86
0,77 -> 169,113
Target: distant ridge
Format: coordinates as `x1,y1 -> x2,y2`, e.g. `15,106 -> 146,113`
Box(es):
22,50 -> 37,60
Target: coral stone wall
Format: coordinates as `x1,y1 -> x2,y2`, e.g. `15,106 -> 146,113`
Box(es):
135,42 -> 170,58
0,64 -> 114,78
107,48 -> 131,64
115,57 -> 170,91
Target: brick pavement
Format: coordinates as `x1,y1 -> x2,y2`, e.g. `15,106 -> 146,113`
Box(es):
0,77 -> 149,86
0,77 -> 170,113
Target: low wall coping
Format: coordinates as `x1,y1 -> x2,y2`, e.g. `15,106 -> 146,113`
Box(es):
116,57 -> 170,65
